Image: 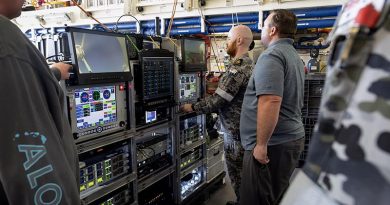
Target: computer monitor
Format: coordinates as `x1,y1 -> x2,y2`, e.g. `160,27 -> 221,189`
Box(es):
67,83 -> 129,142
74,86 -> 117,129
181,38 -> 207,72
134,49 -> 175,102
65,27 -> 132,85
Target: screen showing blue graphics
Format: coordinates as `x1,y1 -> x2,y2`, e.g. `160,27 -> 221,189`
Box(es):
145,111 -> 157,123
74,86 -> 117,130
73,32 -> 130,74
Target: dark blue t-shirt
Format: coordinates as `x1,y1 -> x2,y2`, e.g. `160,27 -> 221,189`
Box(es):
240,39 -> 305,150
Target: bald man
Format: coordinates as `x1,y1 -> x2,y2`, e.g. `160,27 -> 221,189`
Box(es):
181,25 -> 254,205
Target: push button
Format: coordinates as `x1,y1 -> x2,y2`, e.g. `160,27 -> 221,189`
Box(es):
96,127 -> 103,133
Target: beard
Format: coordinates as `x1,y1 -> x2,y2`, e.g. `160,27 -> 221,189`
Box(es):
226,40 -> 237,58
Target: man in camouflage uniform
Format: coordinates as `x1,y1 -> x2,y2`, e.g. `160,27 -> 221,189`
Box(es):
181,25 -> 254,205
281,1 -> 390,205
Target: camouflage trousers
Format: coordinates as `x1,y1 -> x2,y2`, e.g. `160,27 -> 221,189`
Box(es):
224,133 -> 244,202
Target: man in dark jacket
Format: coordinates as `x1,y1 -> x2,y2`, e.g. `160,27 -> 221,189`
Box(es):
0,0 -> 80,204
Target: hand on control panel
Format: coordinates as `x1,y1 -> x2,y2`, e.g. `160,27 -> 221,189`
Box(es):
51,62 -> 73,80
181,104 -> 194,113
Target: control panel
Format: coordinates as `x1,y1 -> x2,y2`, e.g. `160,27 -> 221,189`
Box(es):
143,58 -> 173,100
132,49 -> 175,129
178,73 -> 201,104
180,145 -> 204,170
138,175 -> 174,205
93,183 -> 134,205
135,105 -> 171,128
67,83 -> 129,143
78,140 -> 131,193
133,50 -> 174,104
136,134 -> 172,179
179,114 -> 204,149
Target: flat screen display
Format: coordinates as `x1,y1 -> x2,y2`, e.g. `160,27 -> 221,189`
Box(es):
145,111 -> 157,123
142,57 -> 174,100
183,39 -> 206,68
74,86 -> 117,130
73,32 -> 130,74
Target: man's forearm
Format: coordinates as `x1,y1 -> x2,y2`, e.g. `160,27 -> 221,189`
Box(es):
256,95 -> 282,146
193,94 -> 228,114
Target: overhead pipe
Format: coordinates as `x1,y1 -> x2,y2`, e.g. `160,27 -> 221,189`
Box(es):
143,28 -> 156,36
292,6 -> 342,19
90,22 -> 138,32
208,23 -> 259,33
117,28 -> 137,33
114,23 -> 137,30
208,25 -> 231,33
165,14 -> 258,35
297,19 -> 336,29
141,20 -> 156,28
263,6 -> 341,21
99,22 -> 137,30
168,27 -> 202,35
165,17 -> 201,27
207,13 -> 258,24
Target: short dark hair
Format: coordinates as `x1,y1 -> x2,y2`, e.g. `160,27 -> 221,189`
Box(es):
269,9 -> 298,39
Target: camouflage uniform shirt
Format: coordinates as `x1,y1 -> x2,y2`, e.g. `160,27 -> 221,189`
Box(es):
283,2 -> 390,205
193,53 -> 253,139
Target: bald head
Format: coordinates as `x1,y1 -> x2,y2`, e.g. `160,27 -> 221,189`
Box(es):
228,25 -> 254,48
226,25 -> 254,58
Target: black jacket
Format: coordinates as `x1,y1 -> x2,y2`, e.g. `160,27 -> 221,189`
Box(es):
0,16 -> 80,204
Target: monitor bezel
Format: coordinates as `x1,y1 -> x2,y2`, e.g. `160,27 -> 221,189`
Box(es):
65,27 -> 133,85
